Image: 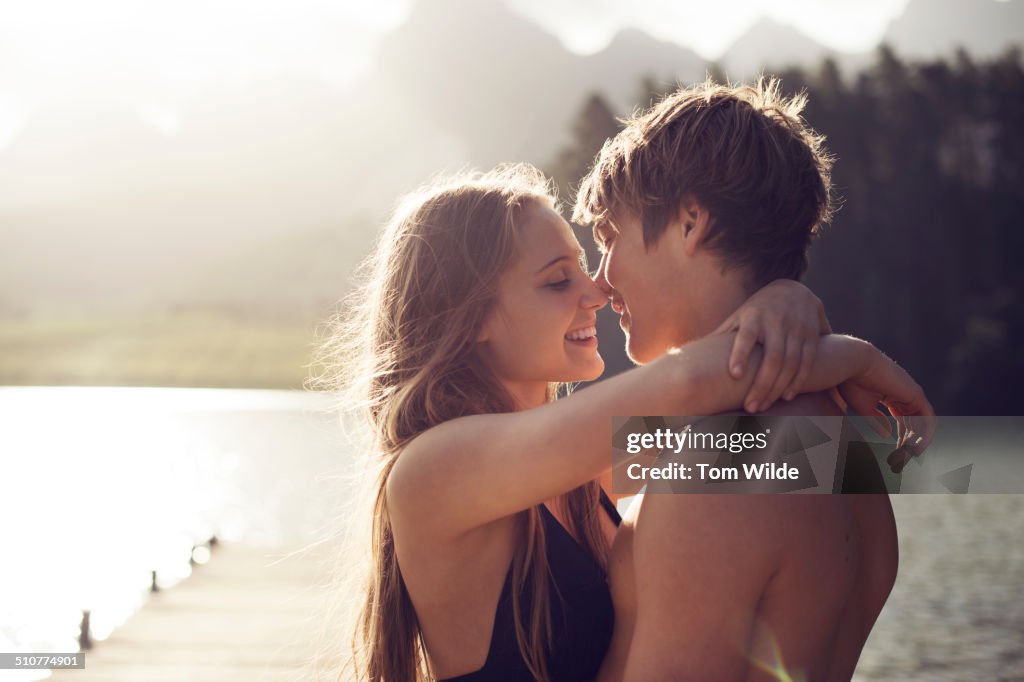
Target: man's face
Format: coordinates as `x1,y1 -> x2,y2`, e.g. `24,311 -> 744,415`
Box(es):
592,210 -> 692,365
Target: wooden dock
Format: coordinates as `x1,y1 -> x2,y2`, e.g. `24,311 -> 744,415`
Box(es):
50,541 -> 349,682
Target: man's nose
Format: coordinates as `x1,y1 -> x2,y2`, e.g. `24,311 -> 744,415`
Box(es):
581,276 -> 609,311
591,253 -> 613,297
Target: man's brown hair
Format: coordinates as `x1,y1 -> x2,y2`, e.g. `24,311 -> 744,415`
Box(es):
573,77 -> 835,290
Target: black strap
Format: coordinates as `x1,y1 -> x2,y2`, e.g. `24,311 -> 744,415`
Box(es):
599,489 -> 622,526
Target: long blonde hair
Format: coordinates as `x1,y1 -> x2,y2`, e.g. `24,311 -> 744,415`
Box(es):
313,164 -> 609,681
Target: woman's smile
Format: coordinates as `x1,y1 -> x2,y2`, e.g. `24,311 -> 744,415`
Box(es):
565,324 -> 598,347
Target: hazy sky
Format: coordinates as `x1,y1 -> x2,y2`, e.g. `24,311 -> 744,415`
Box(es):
0,0 -> 915,147
512,0 -> 912,56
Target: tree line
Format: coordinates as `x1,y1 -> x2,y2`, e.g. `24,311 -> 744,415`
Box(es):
548,46 -> 1024,415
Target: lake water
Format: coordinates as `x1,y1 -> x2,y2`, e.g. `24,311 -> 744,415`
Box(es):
0,387 -> 1021,681
0,386 -> 352,682
855,494 -> 1024,681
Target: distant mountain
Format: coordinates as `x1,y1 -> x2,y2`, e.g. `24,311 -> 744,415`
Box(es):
580,29 -> 706,110
716,0 -> 1023,79
3,0 -> 1022,313
0,73 -> 466,310
375,0 -> 587,165
885,0 -> 1024,60
374,1 -> 708,164
720,17 -> 843,79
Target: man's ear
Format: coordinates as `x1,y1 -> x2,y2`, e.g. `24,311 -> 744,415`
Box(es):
678,197 -> 711,257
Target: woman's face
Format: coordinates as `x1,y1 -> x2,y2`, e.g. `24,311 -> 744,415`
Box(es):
476,202 -> 608,404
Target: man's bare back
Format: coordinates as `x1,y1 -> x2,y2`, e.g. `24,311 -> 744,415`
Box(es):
599,392 -> 898,682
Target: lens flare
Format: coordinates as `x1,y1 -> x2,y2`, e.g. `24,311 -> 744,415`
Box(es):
748,630 -> 807,682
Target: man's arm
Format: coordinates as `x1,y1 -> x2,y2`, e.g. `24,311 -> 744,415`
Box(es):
622,494 -> 781,681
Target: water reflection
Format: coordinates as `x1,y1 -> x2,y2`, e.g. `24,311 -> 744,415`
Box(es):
1,388 -> 1021,680
0,386 -> 350,680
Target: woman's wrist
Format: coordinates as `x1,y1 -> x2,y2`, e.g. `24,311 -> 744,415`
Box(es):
665,335 -> 746,415
818,334 -> 873,386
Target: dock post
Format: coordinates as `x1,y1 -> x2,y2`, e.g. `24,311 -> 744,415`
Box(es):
78,610 -> 92,651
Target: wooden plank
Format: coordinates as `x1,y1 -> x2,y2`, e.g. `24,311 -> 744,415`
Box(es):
49,541 -> 348,682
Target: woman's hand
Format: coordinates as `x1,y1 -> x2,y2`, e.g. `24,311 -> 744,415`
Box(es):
836,349 -> 937,473
710,279 -> 831,413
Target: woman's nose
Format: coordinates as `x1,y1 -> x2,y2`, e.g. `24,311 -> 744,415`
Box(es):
581,276 -> 609,311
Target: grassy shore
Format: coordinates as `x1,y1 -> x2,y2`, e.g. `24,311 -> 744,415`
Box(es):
0,308 -> 324,388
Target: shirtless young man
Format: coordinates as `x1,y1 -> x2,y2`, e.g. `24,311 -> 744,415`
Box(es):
572,80 -> 934,681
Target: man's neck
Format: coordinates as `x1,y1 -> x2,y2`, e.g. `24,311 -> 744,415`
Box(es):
673,275 -> 752,346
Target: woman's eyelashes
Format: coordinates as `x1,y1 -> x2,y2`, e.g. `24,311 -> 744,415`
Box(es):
546,277 -> 572,290
547,264 -> 588,289
544,257 -> 592,290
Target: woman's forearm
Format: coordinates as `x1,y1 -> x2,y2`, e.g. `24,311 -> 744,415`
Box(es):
797,334 -> 872,392
395,333 -> 869,531
683,333 -> 872,414
397,335 -> 730,529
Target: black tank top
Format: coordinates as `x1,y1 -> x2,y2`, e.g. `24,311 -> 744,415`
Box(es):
439,491 -> 621,682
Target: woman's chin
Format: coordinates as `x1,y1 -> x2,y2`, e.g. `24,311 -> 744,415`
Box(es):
575,357 -> 605,382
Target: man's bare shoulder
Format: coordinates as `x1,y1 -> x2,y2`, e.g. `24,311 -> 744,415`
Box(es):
632,493 -> 821,576
762,389 -> 844,416
633,393 -> 847,566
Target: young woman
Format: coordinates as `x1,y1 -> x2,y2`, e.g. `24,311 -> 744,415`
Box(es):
317,164 -> 931,682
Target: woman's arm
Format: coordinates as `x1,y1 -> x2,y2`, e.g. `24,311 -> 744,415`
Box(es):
387,334 -> 927,537
710,278 -> 832,411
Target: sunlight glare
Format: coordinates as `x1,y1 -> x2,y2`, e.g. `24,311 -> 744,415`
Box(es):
138,103 -> 181,135
0,0 -> 411,109
0,95 -> 28,150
